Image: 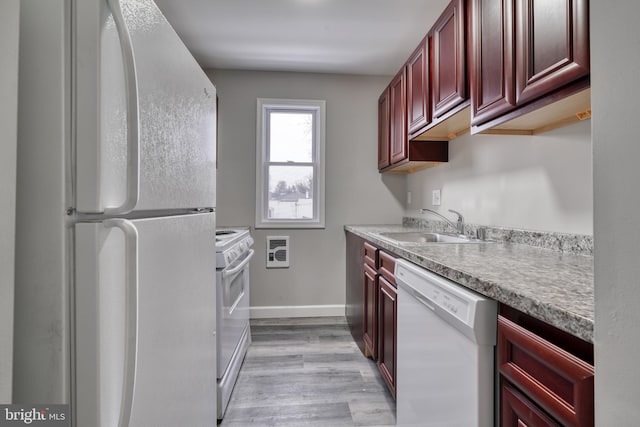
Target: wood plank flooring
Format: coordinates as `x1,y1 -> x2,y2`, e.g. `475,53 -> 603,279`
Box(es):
219,317 -> 396,426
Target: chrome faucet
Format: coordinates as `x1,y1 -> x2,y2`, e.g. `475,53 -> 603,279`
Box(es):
419,208 -> 465,235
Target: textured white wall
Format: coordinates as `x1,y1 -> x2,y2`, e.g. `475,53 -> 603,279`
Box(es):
406,121 -> 592,234
0,0 -> 20,403
208,69 -> 405,315
592,0 -> 640,422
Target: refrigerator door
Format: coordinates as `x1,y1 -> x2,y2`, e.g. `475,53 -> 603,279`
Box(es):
75,0 -> 216,215
75,213 -> 216,427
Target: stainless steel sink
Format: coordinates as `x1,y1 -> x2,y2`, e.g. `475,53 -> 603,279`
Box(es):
376,231 -> 479,244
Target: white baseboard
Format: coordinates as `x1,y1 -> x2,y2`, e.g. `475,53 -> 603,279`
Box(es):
250,304 -> 345,319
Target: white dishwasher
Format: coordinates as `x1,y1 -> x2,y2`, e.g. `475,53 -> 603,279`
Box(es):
395,259 -> 497,427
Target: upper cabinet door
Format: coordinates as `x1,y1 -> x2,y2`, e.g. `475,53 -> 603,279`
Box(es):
378,88 -> 390,170
407,38 -> 430,135
470,0 -> 516,125
431,0 -> 467,119
389,68 -> 407,165
515,0 -> 589,106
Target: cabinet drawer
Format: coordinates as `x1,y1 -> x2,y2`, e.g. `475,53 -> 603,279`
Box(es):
501,380 -> 560,427
363,242 -> 378,268
378,251 -> 396,285
498,316 -> 594,427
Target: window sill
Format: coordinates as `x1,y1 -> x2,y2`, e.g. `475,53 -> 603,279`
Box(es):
255,222 -> 326,230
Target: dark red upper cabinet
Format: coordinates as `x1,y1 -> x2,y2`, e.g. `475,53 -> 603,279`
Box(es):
515,0 -> 589,106
378,65 -> 448,174
406,38 -> 430,135
389,68 -> 407,165
431,0 -> 467,119
470,0 -> 515,125
471,0 -> 589,127
377,88 -> 390,170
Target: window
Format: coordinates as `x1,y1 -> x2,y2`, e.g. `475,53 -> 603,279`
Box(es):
256,98 -> 325,228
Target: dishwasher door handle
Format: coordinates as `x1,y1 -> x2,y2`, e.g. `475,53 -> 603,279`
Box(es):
411,288 -> 436,311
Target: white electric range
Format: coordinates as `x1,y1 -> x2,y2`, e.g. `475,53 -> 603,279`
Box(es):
215,228 -> 254,420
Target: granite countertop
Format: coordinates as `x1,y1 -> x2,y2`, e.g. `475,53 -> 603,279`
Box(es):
345,224 -> 594,343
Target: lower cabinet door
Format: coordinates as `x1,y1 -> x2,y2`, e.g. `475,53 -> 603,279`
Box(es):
501,381 -> 560,427
363,263 -> 378,359
378,276 -> 397,399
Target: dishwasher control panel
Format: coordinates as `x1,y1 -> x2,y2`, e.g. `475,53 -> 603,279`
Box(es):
397,267 -> 471,324
440,290 -> 466,317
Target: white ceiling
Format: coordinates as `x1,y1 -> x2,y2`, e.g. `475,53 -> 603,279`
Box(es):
153,0 -> 449,76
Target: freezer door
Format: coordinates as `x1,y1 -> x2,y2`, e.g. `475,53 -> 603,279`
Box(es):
75,213 -> 216,427
75,0 -> 216,214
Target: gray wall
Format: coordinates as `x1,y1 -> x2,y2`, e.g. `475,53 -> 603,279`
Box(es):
406,121 -> 592,234
0,0 -> 20,403
207,69 -> 405,317
14,0 -> 69,403
592,0 -> 640,422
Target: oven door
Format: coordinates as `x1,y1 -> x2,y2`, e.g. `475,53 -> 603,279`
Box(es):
216,249 -> 254,378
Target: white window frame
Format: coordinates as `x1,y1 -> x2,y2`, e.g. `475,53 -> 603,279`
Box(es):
256,98 -> 326,229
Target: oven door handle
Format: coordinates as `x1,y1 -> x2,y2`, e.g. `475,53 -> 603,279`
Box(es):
222,249 -> 255,279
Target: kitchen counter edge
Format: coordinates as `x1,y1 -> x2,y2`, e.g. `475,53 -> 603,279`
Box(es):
345,224 -> 594,343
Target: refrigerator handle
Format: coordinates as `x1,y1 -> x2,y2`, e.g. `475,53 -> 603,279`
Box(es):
105,0 -> 140,215
105,219 -> 139,427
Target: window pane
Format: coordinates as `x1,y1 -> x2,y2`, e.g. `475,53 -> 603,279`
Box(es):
269,112 -> 313,162
268,165 -> 314,219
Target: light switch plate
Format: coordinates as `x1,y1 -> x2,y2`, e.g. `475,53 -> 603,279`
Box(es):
432,189 -> 441,206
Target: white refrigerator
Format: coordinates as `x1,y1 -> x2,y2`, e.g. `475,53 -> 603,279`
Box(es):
14,0 -> 218,425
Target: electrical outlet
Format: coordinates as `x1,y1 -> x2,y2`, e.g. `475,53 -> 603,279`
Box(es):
407,191 -> 412,205
432,189 -> 441,206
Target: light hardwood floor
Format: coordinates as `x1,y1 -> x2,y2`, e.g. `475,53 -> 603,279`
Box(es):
219,317 -> 396,426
